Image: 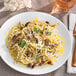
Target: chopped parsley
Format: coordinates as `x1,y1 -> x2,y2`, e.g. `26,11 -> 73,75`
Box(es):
19,40 -> 28,48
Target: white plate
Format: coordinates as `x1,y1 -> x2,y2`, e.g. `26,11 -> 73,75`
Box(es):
0,12 -> 72,75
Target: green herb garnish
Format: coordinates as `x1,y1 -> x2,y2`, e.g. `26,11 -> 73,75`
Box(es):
19,40 -> 28,48
34,28 -> 39,33
25,42 -> 28,46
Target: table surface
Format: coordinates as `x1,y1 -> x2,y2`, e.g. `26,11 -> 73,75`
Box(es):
0,0 -> 76,76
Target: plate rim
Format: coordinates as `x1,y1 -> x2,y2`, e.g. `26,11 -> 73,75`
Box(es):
0,12 -> 72,75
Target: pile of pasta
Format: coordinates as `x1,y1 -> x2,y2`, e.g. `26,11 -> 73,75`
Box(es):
6,18 -> 65,68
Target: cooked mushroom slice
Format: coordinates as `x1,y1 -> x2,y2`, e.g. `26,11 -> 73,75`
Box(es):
35,38 -> 38,43
47,61 -> 53,65
39,61 -> 45,66
27,63 -> 36,68
12,35 -> 18,43
45,21 -> 49,24
45,39 -> 49,46
25,22 -> 30,27
31,63 -> 36,68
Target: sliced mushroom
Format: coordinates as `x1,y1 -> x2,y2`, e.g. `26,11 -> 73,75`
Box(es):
18,21 -> 30,29
12,35 -> 22,45
25,22 -> 30,27
35,38 -> 38,43
25,51 -> 30,57
17,39 -> 21,45
31,31 -> 33,34
45,21 -> 49,24
32,34 -> 38,43
45,39 -> 49,46
47,61 -> 53,65
27,63 -> 36,68
27,63 -> 32,67
39,61 -> 45,66
12,35 -> 18,43
31,63 -> 36,68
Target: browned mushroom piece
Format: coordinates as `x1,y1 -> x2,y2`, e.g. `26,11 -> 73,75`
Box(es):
17,38 -> 21,45
39,61 -> 45,66
35,38 -> 38,43
18,22 -> 30,29
47,61 -> 53,65
12,35 -> 22,45
45,21 -> 49,24
24,32 -> 27,35
26,51 -> 30,57
17,33 -> 22,36
25,22 -> 30,27
25,50 -> 33,57
38,50 -> 40,53
39,63 -> 42,66
27,63 -> 36,68
32,34 -> 38,43
45,39 -> 49,46
31,63 -> 36,68
32,34 -> 35,38
27,63 -> 32,67
31,31 -> 33,34
12,35 -> 18,43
